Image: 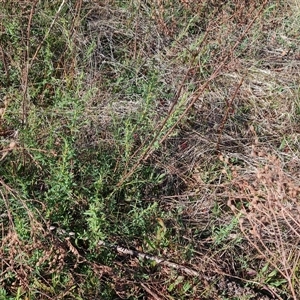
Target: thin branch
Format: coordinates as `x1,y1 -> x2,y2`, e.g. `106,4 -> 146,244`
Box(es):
29,0 -> 66,69
22,0 -> 39,125
216,76 -> 245,151
115,30 -> 210,189
140,283 -> 161,300
158,0 -> 269,147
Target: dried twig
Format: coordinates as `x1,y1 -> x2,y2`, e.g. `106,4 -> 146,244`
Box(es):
140,283 -> 161,300
22,0 -> 39,125
114,0 -> 269,189
216,76 -> 245,151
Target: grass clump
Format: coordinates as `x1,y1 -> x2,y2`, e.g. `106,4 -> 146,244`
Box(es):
1,0 -> 300,299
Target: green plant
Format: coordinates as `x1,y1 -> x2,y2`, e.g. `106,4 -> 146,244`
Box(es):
1,0 -> 300,299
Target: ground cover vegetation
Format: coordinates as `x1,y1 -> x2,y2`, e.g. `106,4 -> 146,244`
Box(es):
0,0 -> 300,299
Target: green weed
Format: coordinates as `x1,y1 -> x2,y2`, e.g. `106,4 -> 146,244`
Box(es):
1,0 -> 300,299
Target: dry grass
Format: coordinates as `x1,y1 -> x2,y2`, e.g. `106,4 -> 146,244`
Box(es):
228,150 -> 300,298
1,0 -> 300,299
